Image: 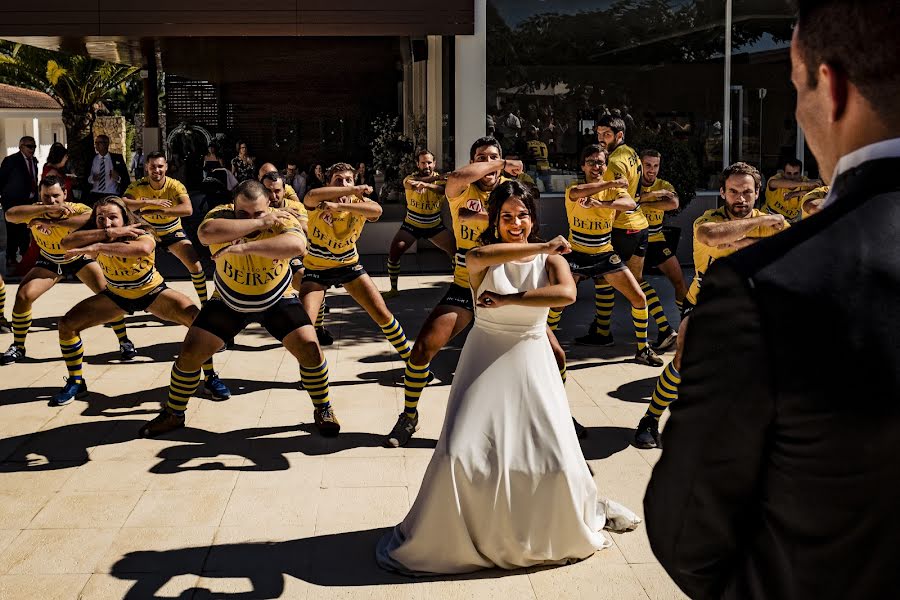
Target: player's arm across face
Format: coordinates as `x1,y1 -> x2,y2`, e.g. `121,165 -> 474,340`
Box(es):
695,214 -> 785,246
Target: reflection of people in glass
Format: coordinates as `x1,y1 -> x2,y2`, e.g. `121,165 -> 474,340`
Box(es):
525,126 -> 552,192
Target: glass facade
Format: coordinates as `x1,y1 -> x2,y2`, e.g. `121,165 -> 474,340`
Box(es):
486,0 -> 803,196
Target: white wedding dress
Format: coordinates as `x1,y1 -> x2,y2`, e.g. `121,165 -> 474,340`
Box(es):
376,254 -> 640,575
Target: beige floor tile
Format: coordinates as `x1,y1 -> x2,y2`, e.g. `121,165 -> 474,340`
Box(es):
630,563 -> 688,600
0,528 -> 117,574
124,489 -> 230,528
0,530 -> 20,557
196,574 -> 310,599
0,573 -> 90,600
60,459 -> 157,491
529,561 -> 649,600
0,490 -> 55,529
321,456 -> 406,488
29,490 -> 142,529
78,573 -> 201,599
315,487 -> 409,535
423,573 -> 539,600
220,487 -> 319,531
0,465 -> 77,491
146,458 -> 242,490
94,526 -> 217,574
235,455 -> 324,489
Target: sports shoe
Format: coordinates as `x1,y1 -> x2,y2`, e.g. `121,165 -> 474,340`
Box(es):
139,409 -> 186,438
314,405 -> 340,437
51,377 -> 88,406
574,327 -> 615,347
634,416 -> 662,449
385,412 -> 419,448
119,339 -> 138,360
635,346 -> 664,367
381,289 -> 400,299
0,317 -> 11,334
0,344 -> 25,365
653,328 -> 678,352
316,326 -> 334,347
573,417 -> 588,439
204,373 -> 231,400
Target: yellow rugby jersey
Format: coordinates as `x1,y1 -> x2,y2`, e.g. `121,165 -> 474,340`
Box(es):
303,198 -> 369,271
403,174 -> 446,229
97,233 -> 165,299
29,202 -> 91,264
564,184 -> 625,254
125,176 -> 189,235
285,184 -> 300,203
448,179 -> 507,288
275,197 -> 308,227
604,144 -> 647,230
639,179 -> 676,242
800,185 -> 829,220
204,204 -> 304,312
686,208 -> 787,305
763,175 -> 810,221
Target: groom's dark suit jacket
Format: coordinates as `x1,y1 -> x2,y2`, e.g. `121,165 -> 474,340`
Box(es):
644,156 -> 900,599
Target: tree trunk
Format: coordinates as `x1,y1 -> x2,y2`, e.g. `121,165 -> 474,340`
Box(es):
61,107 -> 95,199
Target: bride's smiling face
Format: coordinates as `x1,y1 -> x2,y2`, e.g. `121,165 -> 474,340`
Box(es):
497,197 -> 532,243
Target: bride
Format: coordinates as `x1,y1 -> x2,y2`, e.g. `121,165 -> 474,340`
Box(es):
376,180 -> 640,575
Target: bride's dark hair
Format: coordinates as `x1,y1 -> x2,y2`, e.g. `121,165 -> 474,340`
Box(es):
478,180 -> 542,245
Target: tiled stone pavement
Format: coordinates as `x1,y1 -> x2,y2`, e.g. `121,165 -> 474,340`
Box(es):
0,275 -> 686,599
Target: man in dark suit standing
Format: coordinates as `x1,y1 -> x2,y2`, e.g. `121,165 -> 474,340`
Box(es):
0,136 -> 39,267
87,134 -> 130,204
644,1 -> 900,599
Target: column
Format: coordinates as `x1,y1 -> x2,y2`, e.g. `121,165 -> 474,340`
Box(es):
454,0 -> 486,167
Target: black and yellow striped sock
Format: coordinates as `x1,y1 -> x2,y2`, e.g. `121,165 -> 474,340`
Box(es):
644,361 -> 681,419
166,364 -> 201,414
109,317 -> 128,342
201,360 -> 215,379
59,335 -> 84,382
387,259 -> 401,291
0,278 -> 6,318
300,359 -> 330,409
675,298 -> 684,312
631,305 -> 649,351
559,364 -> 567,384
12,309 -> 31,350
315,301 -> 325,328
379,316 -> 411,360
547,308 -> 563,330
403,361 -> 430,418
190,271 -> 208,304
640,281 -> 671,334
594,283 -> 615,336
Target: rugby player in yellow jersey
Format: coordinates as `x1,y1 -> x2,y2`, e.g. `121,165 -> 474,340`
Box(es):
382,149 -> 456,298
139,180 -> 327,438
634,162 -> 787,449
1,176 -> 136,365
55,196 -> 229,407
260,164 -> 334,345
554,145 -> 663,367
582,114 -> 652,347
636,149 -> 686,351
123,152 -> 209,303
300,163 -> 413,361
382,136 -> 579,447
763,158 -> 824,221
800,185 -> 830,218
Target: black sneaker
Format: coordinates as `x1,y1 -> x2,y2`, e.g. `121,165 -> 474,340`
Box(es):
314,405 -> 340,437
635,346 -> 664,367
139,409 -> 186,438
1,344 -> 25,365
385,412 -> 419,448
316,326 -> 334,347
573,417 -> 588,439
119,339 -> 138,360
574,328 -> 614,347
634,416 -> 662,449
653,328 -> 678,352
